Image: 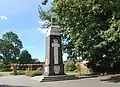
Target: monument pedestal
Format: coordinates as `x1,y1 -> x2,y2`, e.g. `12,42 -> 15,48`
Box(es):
33,74 -> 78,82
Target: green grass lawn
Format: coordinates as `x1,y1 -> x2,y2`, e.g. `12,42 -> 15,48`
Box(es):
0,72 -> 10,76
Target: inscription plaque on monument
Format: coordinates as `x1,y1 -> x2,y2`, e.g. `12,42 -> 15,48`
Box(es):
54,66 -> 60,74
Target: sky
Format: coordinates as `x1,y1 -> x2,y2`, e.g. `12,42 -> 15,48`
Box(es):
0,0 -> 66,62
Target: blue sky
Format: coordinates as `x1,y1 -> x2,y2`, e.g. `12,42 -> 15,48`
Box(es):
0,0 -> 67,62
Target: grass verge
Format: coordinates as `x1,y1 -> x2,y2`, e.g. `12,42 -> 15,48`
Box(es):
0,72 -> 10,76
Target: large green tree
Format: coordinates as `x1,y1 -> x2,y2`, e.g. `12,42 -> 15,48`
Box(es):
18,50 -> 32,64
0,31 -> 23,64
39,0 -> 120,73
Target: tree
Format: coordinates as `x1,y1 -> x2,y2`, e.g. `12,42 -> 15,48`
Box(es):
18,50 -> 32,64
2,31 -> 23,50
32,58 -> 40,64
0,31 -> 23,64
39,0 -> 120,73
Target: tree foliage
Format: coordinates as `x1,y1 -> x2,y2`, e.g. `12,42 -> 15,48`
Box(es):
18,50 -> 32,64
32,58 -> 40,64
39,0 -> 120,73
0,32 -> 23,64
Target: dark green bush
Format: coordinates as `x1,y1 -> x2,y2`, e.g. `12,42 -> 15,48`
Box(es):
87,60 -> 120,74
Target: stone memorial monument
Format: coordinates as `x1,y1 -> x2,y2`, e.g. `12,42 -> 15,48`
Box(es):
43,25 -> 65,76
33,19 -> 77,82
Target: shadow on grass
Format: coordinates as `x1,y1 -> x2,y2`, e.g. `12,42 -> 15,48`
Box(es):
0,84 -> 30,87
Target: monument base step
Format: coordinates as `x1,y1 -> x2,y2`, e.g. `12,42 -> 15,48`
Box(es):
33,75 -> 79,82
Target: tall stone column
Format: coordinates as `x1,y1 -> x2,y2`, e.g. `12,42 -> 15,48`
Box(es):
43,25 -> 65,76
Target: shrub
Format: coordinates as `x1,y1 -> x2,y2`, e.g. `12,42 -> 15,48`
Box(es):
64,59 -> 76,72
25,71 -> 34,77
87,60 -> 120,74
75,63 -> 81,73
10,70 -> 25,75
25,69 -> 43,77
17,70 -> 25,75
33,70 -> 43,76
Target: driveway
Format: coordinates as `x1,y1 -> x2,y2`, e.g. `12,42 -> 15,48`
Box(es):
0,75 -> 119,87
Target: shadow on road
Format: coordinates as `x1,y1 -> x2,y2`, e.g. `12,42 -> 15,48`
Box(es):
0,84 -> 30,87
77,74 -> 99,79
100,74 -> 120,83
100,78 -> 120,83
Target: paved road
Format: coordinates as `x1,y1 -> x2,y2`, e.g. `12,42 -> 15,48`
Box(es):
0,75 -> 119,87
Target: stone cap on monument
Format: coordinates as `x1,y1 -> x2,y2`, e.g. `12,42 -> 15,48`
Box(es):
46,25 -> 60,37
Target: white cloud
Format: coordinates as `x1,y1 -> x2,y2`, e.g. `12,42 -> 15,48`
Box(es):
0,16 -> 8,20
38,28 -> 47,34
